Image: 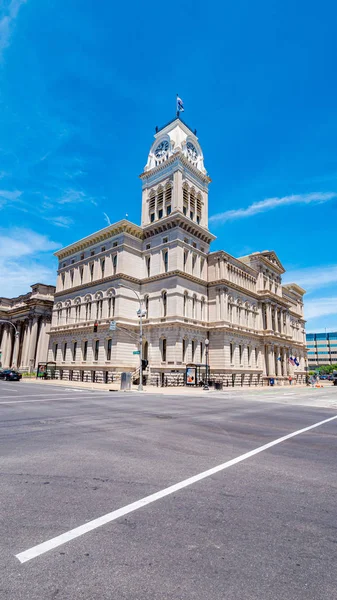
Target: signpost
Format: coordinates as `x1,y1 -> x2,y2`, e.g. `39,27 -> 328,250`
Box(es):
109,321 -> 117,331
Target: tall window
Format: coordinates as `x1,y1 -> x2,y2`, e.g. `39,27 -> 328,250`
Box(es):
73,342 -> 77,361
90,263 -> 94,281
85,302 -> 91,321
61,273 -> 65,288
75,304 -> 80,322
113,254 -> 117,275
161,338 -> 167,362
63,343 -> 67,361
200,341 -> 203,363
101,259 -> 105,278
182,339 -> 186,362
191,340 -> 195,362
80,266 -> 84,284
70,270 -> 74,285
247,346 -> 251,366
96,300 -> 103,319
192,295 -> 196,319
163,250 -> 168,273
144,295 -> 149,317
255,347 -> 258,367
83,341 -> 88,361
108,296 -> 115,318
239,344 -> 243,364
192,254 -> 197,274
183,292 -> 188,317
200,258 -> 205,278
107,338 -> 112,361
230,342 -> 234,363
162,292 -> 167,317
183,250 -> 188,272
94,339 -> 99,361
201,297 -> 205,321
54,343 -> 58,361
146,256 -> 151,277
66,306 -> 71,324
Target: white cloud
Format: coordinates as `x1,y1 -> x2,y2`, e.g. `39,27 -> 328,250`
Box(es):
284,264 -> 337,291
304,297 -> 337,320
0,228 -> 58,297
0,189 -> 22,201
44,215 -> 74,228
57,189 -> 87,204
209,192 -> 337,224
0,0 -> 27,59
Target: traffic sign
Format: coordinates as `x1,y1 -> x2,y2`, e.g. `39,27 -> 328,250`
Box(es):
109,321 -> 117,331
133,350 -> 140,355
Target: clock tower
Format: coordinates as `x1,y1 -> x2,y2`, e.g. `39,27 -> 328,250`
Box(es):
140,117 -> 211,230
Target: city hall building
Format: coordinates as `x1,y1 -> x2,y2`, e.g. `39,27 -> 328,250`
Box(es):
48,117 -> 307,386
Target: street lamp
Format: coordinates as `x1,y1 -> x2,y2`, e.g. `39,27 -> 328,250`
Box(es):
204,338 -> 210,390
119,284 -> 145,392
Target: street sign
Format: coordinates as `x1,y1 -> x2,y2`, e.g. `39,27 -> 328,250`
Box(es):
133,350 -> 140,355
109,321 -> 117,331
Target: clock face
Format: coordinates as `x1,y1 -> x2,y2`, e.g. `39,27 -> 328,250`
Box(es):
187,141 -> 198,161
155,140 -> 169,158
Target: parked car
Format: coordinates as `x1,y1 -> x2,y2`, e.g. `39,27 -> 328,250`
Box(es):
0,369 -> 22,381
319,375 -> 328,380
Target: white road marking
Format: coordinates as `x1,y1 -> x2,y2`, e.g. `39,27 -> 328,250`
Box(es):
16,414 -> 337,564
0,394 -> 101,404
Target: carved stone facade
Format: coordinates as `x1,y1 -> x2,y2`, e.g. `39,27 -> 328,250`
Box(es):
0,284 -> 55,371
48,117 -> 307,386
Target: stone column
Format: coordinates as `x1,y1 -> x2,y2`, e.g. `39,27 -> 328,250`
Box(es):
12,322 -> 22,369
28,317 -> 39,371
23,320 -> 32,368
35,319 -> 49,366
1,326 -> 10,367
4,326 -> 14,368
277,347 -> 282,376
266,303 -> 272,330
268,345 -> 275,376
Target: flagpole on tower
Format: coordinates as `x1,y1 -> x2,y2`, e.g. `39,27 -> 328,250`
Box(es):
176,94 -> 184,117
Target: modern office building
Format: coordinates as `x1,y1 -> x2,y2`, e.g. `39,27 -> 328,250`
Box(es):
0,284 -> 55,371
48,116 -> 307,386
306,332 -> 337,368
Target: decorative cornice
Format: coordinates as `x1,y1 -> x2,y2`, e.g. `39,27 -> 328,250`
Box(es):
142,212 -> 216,244
54,220 -> 143,259
140,151 -> 211,184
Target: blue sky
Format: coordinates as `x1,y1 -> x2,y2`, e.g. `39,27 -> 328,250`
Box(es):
0,0 -> 336,331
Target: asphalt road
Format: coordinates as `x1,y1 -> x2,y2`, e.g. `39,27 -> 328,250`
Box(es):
0,381 -> 336,599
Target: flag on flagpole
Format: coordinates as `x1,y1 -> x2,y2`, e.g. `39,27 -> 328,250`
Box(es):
277,356 -> 281,361
288,356 -> 295,366
176,95 -> 184,113
294,357 -> 299,366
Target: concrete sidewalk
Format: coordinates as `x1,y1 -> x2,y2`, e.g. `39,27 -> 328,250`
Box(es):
21,377 -> 316,395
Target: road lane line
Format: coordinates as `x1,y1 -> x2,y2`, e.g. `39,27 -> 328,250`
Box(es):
15,414 -> 337,564
0,394 -> 104,404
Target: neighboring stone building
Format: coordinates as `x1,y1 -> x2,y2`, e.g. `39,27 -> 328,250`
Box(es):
0,284 -> 55,371
48,116 -> 307,385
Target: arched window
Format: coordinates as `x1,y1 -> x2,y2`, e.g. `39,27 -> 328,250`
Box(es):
183,183 -> 188,216
247,346 -> 251,366
182,338 -> 187,362
183,292 -> 188,317
101,258 -> 105,278
230,342 -> 234,363
161,338 -> 167,362
113,254 -> 117,275
201,297 -> 205,321
162,291 -> 167,317
191,340 -> 195,361
90,262 -> 94,281
163,250 -> 168,273
239,344 -> 243,364
157,186 -> 164,219
165,184 -> 172,215
200,341 -> 203,363
106,338 -> 112,361
149,191 -> 156,222
190,188 -> 196,220
192,294 -> 196,319
146,256 -> 151,277
144,295 -> 149,317
85,301 -> 92,321
143,340 -> 149,361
